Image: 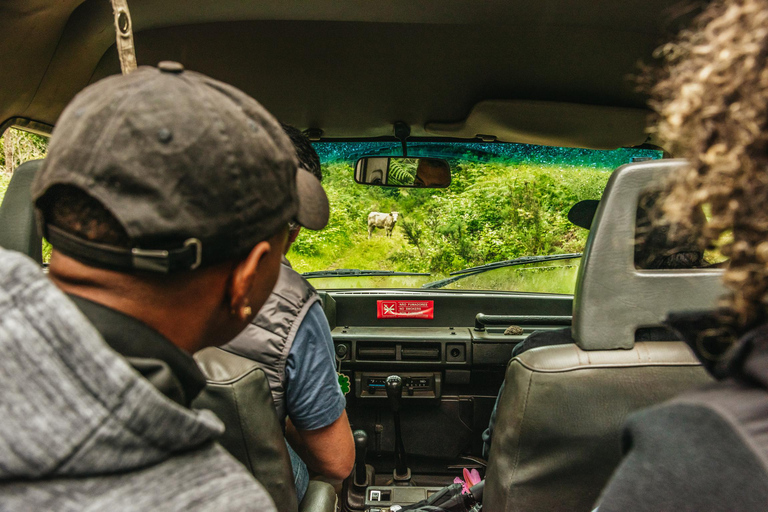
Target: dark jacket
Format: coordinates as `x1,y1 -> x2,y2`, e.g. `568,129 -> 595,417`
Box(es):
222,257 -> 320,425
597,313 -> 768,511
0,249 -> 276,511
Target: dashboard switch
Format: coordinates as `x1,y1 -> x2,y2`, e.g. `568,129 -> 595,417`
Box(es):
446,343 -> 466,362
335,343 -> 349,359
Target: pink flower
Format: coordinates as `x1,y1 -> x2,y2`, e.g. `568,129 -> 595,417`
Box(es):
454,468 -> 482,494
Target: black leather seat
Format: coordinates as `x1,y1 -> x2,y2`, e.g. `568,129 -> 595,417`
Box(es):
0,159 -> 43,262
193,347 -> 338,512
484,160 -> 724,511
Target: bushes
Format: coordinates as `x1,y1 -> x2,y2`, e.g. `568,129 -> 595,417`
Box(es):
386,162 -> 609,273
1,128 -> 48,174
0,132 -> 611,275
288,160 -> 611,275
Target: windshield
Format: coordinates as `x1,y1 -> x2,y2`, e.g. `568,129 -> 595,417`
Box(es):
287,141 -> 661,293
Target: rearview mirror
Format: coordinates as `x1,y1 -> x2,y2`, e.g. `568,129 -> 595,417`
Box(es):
354,157 -> 451,188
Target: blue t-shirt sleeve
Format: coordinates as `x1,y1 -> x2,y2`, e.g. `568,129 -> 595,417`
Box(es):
284,302 -> 346,431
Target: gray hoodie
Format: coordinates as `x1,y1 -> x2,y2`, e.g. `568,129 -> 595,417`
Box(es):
0,248 -> 276,511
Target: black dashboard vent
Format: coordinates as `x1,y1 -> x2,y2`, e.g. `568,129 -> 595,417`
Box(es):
356,342 -> 442,361
401,344 -> 440,361
357,343 -> 397,360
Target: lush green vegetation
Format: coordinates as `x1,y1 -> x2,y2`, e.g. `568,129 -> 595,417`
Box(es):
1,131 -> 658,291
288,160 -> 612,282
295,141 -> 663,290
387,158 -> 419,186
1,128 -> 51,260
1,128 -> 49,205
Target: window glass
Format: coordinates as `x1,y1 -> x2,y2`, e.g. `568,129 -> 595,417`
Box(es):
290,141 -> 662,292
0,128 -> 50,261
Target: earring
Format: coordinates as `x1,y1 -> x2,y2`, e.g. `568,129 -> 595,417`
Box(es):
241,305 -> 252,317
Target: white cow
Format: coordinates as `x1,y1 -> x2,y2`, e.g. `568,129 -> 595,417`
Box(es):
368,211 -> 399,238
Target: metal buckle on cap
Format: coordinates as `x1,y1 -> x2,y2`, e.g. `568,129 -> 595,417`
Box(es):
131,247 -> 171,273
131,238 -> 202,273
184,238 -> 202,270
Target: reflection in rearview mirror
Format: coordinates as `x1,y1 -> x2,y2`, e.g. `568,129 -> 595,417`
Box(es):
354,157 -> 451,188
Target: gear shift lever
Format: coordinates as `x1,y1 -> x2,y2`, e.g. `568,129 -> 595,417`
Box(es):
386,375 -> 411,484
353,430 -> 368,486
344,429 -> 374,511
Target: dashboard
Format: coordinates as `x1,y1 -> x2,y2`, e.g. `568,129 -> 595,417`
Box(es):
319,289 -> 572,477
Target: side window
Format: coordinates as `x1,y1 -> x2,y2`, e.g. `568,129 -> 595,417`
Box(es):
0,127 -> 50,261
633,187 -> 728,270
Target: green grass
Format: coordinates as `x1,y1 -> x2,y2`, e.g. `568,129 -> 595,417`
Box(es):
289,159 -> 609,293
304,275 -> 435,289
290,229 -> 413,273
292,223 -> 584,293
439,259 -> 581,293
300,259 -> 582,292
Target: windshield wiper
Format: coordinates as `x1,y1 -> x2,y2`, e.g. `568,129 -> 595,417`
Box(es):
449,253 -> 583,275
302,268 -> 431,279
421,253 -> 582,289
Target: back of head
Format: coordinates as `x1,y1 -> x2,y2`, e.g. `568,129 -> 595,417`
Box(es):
281,124 -> 322,182
34,64 -> 310,273
634,190 -> 705,270
568,196 -> 705,270
42,185 -> 130,248
281,124 -> 324,241
32,64 -> 329,351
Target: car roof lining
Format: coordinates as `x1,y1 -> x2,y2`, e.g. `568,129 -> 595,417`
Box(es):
426,100 -> 652,149
0,0 -> 700,148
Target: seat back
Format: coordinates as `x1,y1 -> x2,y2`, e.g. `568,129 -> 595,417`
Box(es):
484,160 -> 721,512
0,160 -> 43,263
573,159 -> 725,350
484,343 -> 711,511
193,347 -> 299,512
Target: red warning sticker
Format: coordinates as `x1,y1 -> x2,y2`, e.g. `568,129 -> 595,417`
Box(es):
377,300 -> 434,319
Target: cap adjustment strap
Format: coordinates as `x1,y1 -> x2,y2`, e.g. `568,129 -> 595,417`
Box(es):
47,224 -> 202,273
131,238 -> 202,272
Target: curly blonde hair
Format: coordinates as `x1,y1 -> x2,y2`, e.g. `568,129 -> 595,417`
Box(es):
652,0 -> 768,327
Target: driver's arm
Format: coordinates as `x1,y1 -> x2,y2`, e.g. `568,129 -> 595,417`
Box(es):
283,302 -> 354,481
286,411 -> 354,480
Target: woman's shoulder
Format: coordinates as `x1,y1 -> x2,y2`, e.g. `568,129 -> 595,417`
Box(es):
597,384 -> 768,512
627,380 -> 768,474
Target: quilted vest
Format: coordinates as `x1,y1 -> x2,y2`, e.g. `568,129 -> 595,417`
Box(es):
222,258 -> 320,425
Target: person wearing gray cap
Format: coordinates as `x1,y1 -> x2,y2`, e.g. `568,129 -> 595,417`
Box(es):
0,62 -> 328,511
223,125 -> 354,502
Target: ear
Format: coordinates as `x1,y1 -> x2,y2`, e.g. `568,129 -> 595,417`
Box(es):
228,240 -> 273,320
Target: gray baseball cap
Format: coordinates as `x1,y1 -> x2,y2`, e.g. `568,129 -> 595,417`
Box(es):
32,62 -> 328,273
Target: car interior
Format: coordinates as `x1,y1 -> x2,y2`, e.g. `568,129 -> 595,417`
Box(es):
482,159 -> 722,511
0,1 -> 722,511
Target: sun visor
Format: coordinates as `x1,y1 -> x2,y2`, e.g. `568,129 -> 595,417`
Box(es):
425,100 -> 651,150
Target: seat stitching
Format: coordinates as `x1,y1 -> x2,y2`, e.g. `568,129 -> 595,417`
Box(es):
511,367 -> 535,478
516,360 -> 702,373
229,378 -> 255,473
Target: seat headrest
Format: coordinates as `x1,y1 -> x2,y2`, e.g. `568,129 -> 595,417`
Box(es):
572,159 -> 726,350
0,160 -> 43,263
